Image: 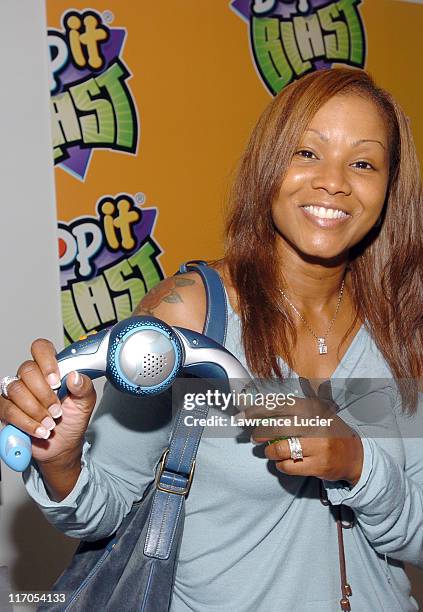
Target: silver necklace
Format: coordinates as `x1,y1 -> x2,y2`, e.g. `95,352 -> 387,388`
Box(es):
279,278 -> 345,355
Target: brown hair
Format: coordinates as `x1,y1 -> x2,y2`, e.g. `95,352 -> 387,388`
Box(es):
223,67 -> 423,412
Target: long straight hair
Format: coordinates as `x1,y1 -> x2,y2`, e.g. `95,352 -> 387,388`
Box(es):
223,68 -> 423,412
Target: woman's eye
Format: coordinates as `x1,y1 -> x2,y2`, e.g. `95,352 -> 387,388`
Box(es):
295,149 -> 316,159
353,160 -> 375,170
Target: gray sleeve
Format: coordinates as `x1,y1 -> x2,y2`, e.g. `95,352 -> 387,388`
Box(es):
323,392 -> 423,568
23,383 -> 174,541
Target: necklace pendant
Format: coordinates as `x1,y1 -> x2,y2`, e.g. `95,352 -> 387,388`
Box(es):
318,338 -> 328,355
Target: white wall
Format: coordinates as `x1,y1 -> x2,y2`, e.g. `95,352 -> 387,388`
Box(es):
0,1 -> 77,608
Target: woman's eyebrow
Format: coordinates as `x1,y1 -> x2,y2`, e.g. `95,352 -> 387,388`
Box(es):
352,138 -> 386,150
305,128 -> 328,141
305,129 -> 386,150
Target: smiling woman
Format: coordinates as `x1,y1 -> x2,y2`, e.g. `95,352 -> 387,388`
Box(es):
224,67 -> 422,402
4,67 -> 423,612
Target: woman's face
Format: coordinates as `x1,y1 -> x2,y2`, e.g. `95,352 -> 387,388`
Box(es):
271,93 -> 390,262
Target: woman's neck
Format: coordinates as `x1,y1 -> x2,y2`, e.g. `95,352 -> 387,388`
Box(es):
277,242 -> 349,316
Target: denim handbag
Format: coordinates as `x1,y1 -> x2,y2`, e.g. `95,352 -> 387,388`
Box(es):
38,261 -> 228,612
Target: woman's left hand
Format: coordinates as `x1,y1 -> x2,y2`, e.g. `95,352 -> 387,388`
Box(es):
246,384 -> 363,487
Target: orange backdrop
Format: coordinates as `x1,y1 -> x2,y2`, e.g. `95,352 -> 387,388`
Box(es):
46,1 -> 423,343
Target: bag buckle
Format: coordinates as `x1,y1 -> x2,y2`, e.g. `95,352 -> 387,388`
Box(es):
155,448 -> 196,496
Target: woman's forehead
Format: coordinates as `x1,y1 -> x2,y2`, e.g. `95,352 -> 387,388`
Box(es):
303,94 -> 389,145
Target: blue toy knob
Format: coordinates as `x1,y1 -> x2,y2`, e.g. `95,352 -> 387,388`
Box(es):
0,425 -> 32,472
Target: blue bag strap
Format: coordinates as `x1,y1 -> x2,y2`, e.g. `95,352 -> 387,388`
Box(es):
144,400 -> 208,559
176,260 -> 228,346
144,259 -> 228,559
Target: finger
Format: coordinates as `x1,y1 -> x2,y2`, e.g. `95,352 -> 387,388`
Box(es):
254,423 -> 332,440
65,372 -> 96,415
0,396 -> 54,439
4,379 -> 57,434
274,456 -> 316,476
264,439 -> 291,460
265,436 -> 290,445
264,438 -> 317,461
30,338 -> 61,389
17,360 -> 62,419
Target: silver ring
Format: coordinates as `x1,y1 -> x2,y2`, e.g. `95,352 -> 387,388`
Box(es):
0,376 -> 20,399
287,437 -> 303,461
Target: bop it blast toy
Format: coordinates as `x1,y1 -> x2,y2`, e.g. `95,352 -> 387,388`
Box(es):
0,316 -> 251,472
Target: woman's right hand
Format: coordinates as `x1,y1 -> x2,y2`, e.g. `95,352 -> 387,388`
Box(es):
0,338 -> 97,466
0,270 -> 209,499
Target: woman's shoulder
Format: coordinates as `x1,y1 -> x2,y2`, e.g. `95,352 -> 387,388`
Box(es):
132,269 -> 207,332
212,261 -> 240,317
131,260 -> 241,332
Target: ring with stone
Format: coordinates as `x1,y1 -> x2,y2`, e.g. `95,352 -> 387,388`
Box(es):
287,436 -> 304,461
0,376 -> 21,400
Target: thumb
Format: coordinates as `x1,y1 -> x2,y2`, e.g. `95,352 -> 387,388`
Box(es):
298,377 -> 317,399
317,380 -> 333,402
65,371 -> 97,415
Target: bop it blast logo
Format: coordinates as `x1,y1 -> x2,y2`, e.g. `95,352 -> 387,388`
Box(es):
231,0 -> 366,94
48,10 -> 138,180
59,194 -> 163,344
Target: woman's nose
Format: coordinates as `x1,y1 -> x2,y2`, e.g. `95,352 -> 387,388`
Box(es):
311,161 -> 352,196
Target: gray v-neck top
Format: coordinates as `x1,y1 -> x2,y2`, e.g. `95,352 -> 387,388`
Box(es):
24,294 -> 423,611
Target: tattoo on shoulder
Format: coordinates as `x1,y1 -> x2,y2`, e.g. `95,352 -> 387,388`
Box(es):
134,276 -> 196,316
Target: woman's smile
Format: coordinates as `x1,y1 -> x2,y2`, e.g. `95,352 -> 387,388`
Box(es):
299,203 -> 352,228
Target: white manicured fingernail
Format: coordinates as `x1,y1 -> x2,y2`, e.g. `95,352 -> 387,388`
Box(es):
47,373 -> 60,389
48,404 -> 62,419
72,371 -> 82,387
35,426 -> 50,439
250,435 -> 260,445
41,416 -> 56,430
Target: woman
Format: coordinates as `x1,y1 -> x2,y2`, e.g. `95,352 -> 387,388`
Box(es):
1,68 -> 423,611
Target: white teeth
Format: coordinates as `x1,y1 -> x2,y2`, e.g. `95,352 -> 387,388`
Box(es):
302,205 -> 348,220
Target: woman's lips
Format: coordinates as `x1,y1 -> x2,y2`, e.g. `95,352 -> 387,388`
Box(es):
300,206 -> 351,229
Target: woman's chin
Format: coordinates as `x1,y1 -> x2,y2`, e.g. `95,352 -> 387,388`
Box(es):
296,243 -> 349,265
276,233 -> 350,265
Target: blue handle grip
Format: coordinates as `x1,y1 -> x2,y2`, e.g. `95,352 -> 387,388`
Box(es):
0,329 -> 111,472
0,425 -> 32,472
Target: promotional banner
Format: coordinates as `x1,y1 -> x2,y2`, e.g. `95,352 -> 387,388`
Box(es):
46,1 -> 423,345
231,0 -> 366,94
47,5 -> 164,344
